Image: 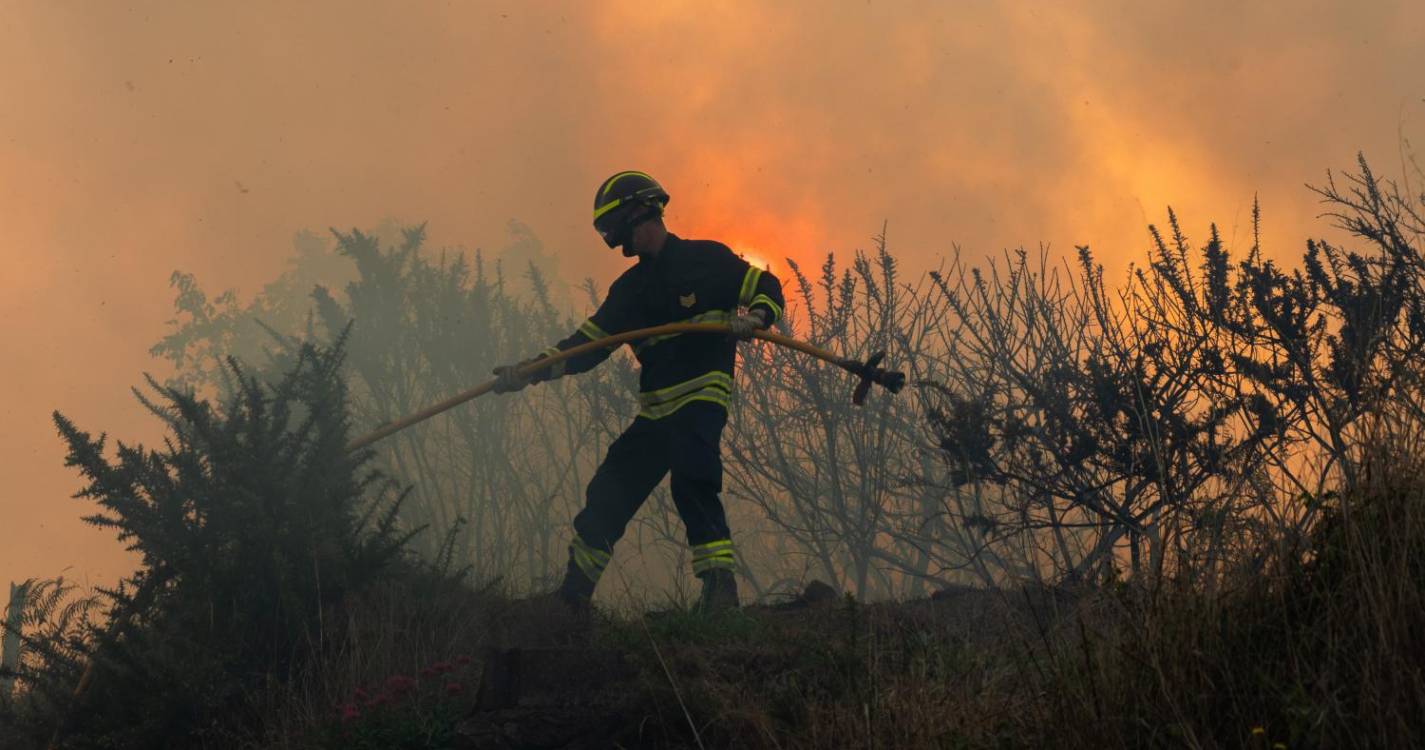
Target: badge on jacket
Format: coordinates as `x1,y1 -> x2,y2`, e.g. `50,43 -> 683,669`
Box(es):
680,293 -> 696,308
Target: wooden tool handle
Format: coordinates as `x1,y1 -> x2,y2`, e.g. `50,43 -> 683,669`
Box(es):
344,322 -> 849,452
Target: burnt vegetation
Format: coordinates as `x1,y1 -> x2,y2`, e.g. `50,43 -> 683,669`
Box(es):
3,154 -> 1425,747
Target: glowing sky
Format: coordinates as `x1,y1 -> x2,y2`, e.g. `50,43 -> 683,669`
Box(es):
2,1 -> 1422,591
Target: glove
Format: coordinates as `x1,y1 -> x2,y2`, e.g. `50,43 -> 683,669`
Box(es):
491,360 -> 534,394
728,309 -> 768,341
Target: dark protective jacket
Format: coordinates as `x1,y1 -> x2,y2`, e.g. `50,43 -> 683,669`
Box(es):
531,232 -> 786,419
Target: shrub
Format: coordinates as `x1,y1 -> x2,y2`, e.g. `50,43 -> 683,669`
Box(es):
12,328 -> 419,748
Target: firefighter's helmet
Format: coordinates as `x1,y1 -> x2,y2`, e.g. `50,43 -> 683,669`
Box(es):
592,171 -> 670,254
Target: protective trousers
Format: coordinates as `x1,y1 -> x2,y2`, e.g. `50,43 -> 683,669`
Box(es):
566,399 -> 735,587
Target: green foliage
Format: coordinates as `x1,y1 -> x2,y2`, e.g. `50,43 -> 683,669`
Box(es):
18,329 -> 420,747
0,577 -> 103,746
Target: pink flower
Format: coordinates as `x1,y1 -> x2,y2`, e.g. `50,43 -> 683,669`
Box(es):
420,666 -> 438,678
432,660 -> 453,674
455,654 -> 473,665
339,703 -> 360,723
444,682 -> 464,696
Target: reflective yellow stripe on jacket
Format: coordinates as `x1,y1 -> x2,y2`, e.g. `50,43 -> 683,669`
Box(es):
638,370 -> 733,420
749,293 -> 783,322
578,318 -> 612,343
738,266 -> 763,307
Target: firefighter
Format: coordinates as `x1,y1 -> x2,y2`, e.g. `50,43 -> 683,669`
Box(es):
491,171 -> 785,614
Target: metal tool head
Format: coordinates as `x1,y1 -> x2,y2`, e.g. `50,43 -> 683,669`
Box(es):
851,350 -> 907,405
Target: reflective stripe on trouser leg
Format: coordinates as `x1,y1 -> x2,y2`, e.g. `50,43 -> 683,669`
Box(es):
667,402 -> 733,569
691,538 -> 736,574
569,535 -> 612,583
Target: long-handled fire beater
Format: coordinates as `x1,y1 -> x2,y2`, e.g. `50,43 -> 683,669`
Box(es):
50,323 -> 903,748
347,322 -> 906,451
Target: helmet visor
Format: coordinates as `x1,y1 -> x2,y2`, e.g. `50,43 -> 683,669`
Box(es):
593,198 -> 643,248
594,210 -> 626,248
594,186 -> 666,248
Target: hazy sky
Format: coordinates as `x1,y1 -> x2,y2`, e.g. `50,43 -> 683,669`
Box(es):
2,1 -> 1422,592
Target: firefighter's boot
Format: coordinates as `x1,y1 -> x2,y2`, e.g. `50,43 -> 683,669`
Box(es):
554,558 -> 597,613
696,569 -> 739,614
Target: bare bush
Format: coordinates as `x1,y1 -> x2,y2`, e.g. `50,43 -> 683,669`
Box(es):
917,154 -> 1425,586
